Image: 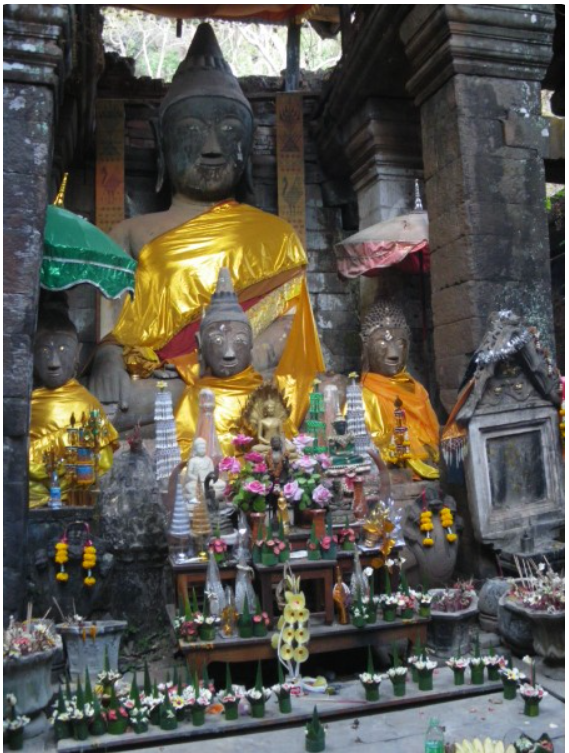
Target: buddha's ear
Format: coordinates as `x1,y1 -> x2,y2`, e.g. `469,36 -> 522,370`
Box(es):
235,156 -> 256,205
196,332 -> 206,378
151,116 -> 166,193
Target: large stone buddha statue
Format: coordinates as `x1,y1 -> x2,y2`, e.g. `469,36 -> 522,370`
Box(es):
360,300 -> 440,480
89,22 -> 323,432
175,267 -> 262,459
29,304 -> 118,508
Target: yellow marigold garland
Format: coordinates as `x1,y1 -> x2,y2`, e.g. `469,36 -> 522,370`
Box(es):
55,537 -> 69,582
440,506 -> 457,543
82,540 -> 97,587
419,509 -> 434,547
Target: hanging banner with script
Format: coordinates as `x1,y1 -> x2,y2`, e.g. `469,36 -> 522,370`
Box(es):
95,100 -> 125,233
276,93 -> 306,248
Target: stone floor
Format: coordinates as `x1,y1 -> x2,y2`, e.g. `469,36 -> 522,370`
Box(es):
10,640 -> 565,752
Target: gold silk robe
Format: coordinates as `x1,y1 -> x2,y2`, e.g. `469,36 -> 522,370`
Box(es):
29,380 -> 119,508
361,371 -> 440,480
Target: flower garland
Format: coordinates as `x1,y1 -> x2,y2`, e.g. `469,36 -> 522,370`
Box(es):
55,535 -> 69,582
82,540 -> 97,587
439,506 -> 457,543
419,509 -> 434,547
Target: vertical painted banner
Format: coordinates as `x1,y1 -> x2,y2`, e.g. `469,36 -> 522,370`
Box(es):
276,92 -> 306,248
96,99 -> 125,338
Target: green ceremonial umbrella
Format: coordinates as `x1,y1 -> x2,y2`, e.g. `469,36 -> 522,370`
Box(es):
41,205 -> 136,299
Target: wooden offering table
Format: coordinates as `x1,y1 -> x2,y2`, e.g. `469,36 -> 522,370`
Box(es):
176,615 -> 429,676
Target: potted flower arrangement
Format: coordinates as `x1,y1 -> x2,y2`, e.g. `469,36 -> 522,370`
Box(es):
195,596 -> 220,642
252,599 -> 271,637
209,525 -> 228,564
245,662 -> 272,719
408,633 -> 424,683
283,447 -> 332,536
427,580 -> 478,657
359,648 -> 384,702
218,664 -> 242,721
158,688 -> 177,731
272,564 -> 311,684
50,688 -> 72,741
498,658 -> 526,701
350,589 -> 368,629
500,558 -> 564,662
305,706 -> 326,753
363,577 -> 380,624
221,445 -> 272,515
106,684 -> 129,735
185,673 -> 212,726
519,656 -> 548,717
469,634 -> 485,685
96,646 -> 122,702
396,570 -> 417,620
238,597 -> 254,639
3,696 -> 30,751
379,569 -> 398,622
307,522 -> 322,561
337,517 -> 357,551
415,654 -> 437,691
484,647 -> 505,682
90,696 -> 107,736
272,662 -> 294,714
387,646 -> 407,697
416,587 -> 433,618
446,653 -> 469,686
320,514 -> 338,560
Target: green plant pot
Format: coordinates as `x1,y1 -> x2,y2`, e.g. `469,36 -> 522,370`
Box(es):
261,552 -> 278,567
191,706 -> 206,726
278,695 -> 292,714
419,605 -> 431,618
524,698 -> 541,717
199,624 -> 216,642
487,666 -> 501,682
502,679 -> 517,700
214,553 -> 225,565
176,707 -> 186,721
160,714 -> 178,731
55,719 -> 73,741
411,664 -> 419,683
133,720 -> 149,734
401,608 -> 414,620
224,702 -> 239,721
363,685 -> 380,702
238,624 -> 253,639
470,665 -> 485,685
149,706 -> 161,725
306,736 -> 326,752
307,549 -> 322,561
453,669 -> 466,686
366,609 -> 378,624
418,671 -> 434,691
279,549 -> 290,563
253,621 -> 268,637
382,607 -> 396,623
108,716 -> 128,735
391,678 -> 406,697
352,616 -> 366,629
321,547 -> 336,560
341,542 -> 355,552
73,719 -> 90,741
250,701 -> 265,719
7,728 -> 24,751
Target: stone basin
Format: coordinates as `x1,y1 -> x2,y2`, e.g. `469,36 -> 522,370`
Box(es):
499,595 -> 564,663
426,589 -> 479,658
56,619 -> 127,678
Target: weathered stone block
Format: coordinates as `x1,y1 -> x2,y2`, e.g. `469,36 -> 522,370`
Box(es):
3,226 -> 44,297
3,335 -> 33,400
433,319 -> 485,360
308,272 -> 349,294
435,354 -> 472,394
3,293 -> 38,336
2,401 -> 29,440
307,250 -> 338,273
454,75 -> 542,119
316,310 -> 360,331
316,293 -> 353,312
3,434 -> 28,483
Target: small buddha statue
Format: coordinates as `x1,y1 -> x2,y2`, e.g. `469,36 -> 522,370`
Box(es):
332,566 -> 350,625
258,400 -> 286,447
175,267 -> 263,458
184,437 -> 214,502
29,300 -> 118,508
328,413 -> 365,468
360,300 -> 440,479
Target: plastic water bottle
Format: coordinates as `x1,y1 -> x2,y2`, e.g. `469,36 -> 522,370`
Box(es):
424,718 -> 445,752
48,470 -> 63,509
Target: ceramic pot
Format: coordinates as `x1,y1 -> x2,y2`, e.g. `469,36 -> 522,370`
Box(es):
297,508 -> 326,538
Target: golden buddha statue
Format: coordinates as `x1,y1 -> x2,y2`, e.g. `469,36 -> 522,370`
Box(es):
88,22 -> 324,435
360,300 -> 440,479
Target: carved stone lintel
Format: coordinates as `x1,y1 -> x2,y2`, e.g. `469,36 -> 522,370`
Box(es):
400,5 -> 555,106
3,16 -> 67,88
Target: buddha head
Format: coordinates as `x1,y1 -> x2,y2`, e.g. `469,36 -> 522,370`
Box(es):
33,307 -> 80,390
193,437 -> 207,458
158,23 -> 254,202
361,300 -> 411,377
333,413 -> 348,436
197,267 -> 253,378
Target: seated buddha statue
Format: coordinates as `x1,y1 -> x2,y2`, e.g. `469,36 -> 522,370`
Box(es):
88,22 -> 323,434
328,413 -> 364,469
360,300 -> 440,480
29,303 -> 118,508
175,267 -> 263,459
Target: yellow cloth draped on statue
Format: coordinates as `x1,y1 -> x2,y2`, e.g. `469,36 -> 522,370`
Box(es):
29,380 -> 119,508
361,371 -> 440,480
175,366 -> 263,460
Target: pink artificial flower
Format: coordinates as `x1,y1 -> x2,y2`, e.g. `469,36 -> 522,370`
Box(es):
312,484 -> 332,506
316,453 -> 332,470
321,536 -> 332,550
245,480 -> 267,496
294,455 -> 317,472
283,480 -> 302,502
266,539 -> 276,548
245,452 -> 264,464
253,615 -> 262,623
232,434 -> 254,448
219,456 -> 241,474
293,433 -> 315,450
252,462 -> 268,474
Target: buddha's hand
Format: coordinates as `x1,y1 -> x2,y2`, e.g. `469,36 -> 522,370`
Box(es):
88,342 -> 131,411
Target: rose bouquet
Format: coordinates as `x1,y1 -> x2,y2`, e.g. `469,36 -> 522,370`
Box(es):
221,447 -> 272,513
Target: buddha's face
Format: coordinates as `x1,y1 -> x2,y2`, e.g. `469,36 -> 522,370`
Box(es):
367,327 -> 409,377
162,97 -> 253,202
33,331 -> 78,389
201,321 -> 252,378
194,438 -> 207,458
265,401 -> 275,417
333,418 -> 347,436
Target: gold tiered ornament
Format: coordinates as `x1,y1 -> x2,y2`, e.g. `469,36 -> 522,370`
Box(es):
387,397 -> 412,466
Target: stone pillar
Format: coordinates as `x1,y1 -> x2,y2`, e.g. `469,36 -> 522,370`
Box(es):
3,6 -> 69,622
401,5 -> 556,411
343,98 -> 434,389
